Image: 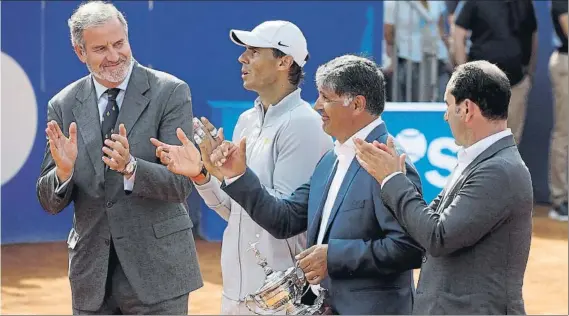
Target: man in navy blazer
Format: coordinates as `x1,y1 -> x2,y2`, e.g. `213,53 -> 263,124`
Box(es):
203,55 -> 425,315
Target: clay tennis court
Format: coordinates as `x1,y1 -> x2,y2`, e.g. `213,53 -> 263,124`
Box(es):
2,206 -> 567,315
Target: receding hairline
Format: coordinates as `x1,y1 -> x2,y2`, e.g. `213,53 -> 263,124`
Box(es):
68,1 -> 128,47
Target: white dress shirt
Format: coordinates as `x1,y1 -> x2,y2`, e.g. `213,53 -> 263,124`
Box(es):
55,60 -> 136,193
442,129 -> 513,197
383,1 -> 449,63
382,129 -> 514,196
310,116 -> 384,294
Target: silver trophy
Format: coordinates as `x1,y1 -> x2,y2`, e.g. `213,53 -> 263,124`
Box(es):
244,240 -> 329,315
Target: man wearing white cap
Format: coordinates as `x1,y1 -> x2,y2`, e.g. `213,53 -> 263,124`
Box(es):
155,20 -> 333,314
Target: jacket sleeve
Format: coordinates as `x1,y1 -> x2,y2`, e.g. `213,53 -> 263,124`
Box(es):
380,163 -> 514,257
222,167 -> 310,239
36,101 -> 75,215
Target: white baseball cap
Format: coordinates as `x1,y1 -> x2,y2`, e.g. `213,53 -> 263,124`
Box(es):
230,20 -> 309,67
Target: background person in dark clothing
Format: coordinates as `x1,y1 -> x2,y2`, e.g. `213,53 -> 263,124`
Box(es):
548,0 -> 568,221
445,0 -> 460,26
453,0 -> 537,144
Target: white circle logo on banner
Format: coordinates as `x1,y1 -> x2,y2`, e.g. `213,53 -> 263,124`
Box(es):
395,128 -> 428,163
1,51 -> 38,185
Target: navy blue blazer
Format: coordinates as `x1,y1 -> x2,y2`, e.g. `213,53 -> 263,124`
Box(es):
223,123 -> 424,315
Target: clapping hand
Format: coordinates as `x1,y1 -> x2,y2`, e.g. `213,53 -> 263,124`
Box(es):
354,136 -> 406,184
45,120 -> 77,182
195,117 -> 225,181
209,137 -> 247,179
151,128 -> 203,178
102,124 -> 132,175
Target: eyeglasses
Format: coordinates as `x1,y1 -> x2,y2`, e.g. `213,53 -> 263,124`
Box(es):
323,96 -> 354,107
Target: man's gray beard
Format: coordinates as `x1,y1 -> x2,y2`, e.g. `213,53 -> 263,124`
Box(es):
88,58 -> 131,83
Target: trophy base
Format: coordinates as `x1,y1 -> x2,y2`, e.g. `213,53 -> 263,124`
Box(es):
286,303 -> 332,315
286,289 -> 331,315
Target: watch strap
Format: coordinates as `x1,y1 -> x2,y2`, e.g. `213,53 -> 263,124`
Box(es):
190,164 -> 208,183
120,155 -> 136,175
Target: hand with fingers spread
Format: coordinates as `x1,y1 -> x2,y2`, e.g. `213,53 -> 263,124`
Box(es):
45,120 -> 78,182
150,128 -> 203,178
102,124 -> 133,176
195,117 -> 225,181
209,137 -> 247,179
354,136 -> 407,184
295,245 -> 328,285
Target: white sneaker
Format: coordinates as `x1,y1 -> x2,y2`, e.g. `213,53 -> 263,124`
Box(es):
548,202 -> 568,222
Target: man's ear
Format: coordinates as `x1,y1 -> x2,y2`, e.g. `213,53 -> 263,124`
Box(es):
463,99 -> 479,122
352,95 -> 367,114
74,45 -> 87,63
277,55 -> 294,71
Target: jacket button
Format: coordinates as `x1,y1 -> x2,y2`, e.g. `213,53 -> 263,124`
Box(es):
422,256 -> 427,263
105,240 -> 110,246
106,201 -> 113,208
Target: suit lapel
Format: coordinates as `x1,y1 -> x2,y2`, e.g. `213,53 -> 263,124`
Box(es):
321,123 -> 388,241
72,78 -> 105,182
438,135 -> 517,210
321,159 -> 361,238
435,170 -> 456,213
115,62 -> 151,137
307,158 -> 338,247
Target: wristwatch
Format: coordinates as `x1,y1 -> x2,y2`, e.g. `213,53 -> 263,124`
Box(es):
120,155 -> 137,176
190,163 -> 209,183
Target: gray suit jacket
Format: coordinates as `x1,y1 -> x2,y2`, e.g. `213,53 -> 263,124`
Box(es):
381,135 -> 533,315
36,61 -> 203,311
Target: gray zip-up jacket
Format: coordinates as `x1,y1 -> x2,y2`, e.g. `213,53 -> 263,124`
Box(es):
195,88 -> 333,303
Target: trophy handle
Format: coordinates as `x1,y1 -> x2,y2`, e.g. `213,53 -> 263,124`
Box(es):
293,260 -> 311,302
244,295 -> 263,315
300,282 -> 311,299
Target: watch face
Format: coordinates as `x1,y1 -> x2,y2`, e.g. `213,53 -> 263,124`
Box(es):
124,161 -> 134,174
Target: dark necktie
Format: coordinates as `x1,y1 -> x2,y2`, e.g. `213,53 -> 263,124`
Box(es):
102,88 -> 120,140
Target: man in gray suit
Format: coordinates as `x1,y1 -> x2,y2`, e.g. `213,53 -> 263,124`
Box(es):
354,60 -> 533,314
36,1 -> 202,314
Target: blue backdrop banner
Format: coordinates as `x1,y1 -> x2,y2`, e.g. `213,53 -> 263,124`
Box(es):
1,1 -> 556,243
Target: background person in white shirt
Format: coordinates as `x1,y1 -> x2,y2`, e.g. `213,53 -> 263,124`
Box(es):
153,20 -> 333,315
383,0 -> 452,102
355,60 -> 533,314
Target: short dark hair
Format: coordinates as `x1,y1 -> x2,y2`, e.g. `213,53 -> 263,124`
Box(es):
448,60 -> 511,120
315,54 -> 386,116
272,48 -> 309,86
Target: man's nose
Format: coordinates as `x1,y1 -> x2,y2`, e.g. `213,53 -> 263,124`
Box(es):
314,100 -> 322,111
107,47 -> 120,62
238,53 -> 248,64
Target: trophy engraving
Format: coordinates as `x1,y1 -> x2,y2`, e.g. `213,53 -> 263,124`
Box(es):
243,237 -> 329,315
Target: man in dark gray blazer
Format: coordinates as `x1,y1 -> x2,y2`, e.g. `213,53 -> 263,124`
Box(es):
36,1 -> 202,314
355,60 -> 533,315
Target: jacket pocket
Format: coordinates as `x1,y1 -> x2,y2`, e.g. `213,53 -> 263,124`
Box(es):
153,214 -> 193,239
339,199 -> 366,212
